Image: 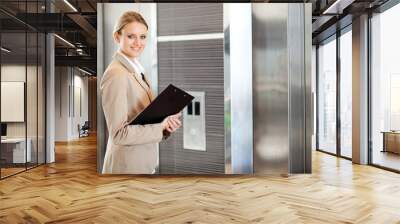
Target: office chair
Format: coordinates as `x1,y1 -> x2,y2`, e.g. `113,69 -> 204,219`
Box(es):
79,121 -> 90,138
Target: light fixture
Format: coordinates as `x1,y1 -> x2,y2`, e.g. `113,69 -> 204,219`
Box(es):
63,0 -> 78,12
76,48 -> 86,56
322,0 -> 354,15
78,67 -> 93,76
54,34 -> 75,48
1,47 -> 11,53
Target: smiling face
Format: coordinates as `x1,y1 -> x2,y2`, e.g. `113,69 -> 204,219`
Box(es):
115,21 -> 148,59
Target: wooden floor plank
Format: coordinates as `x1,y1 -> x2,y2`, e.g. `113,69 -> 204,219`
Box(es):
1,134 -> 400,223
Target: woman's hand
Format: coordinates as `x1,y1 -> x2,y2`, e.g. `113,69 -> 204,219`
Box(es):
162,112 -> 182,133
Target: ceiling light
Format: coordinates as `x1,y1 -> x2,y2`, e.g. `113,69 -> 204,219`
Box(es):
54,34 -> 75,48
1,47 -> 11,53
322,0 -> 353,15
78,67 -> 93,76
63,0 -> 78,12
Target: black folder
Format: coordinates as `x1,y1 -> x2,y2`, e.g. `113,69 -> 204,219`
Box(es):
130,84 -> 194,125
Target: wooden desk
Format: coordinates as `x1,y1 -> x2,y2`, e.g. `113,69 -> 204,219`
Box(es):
1,138 -> 32,164
382,131 -> 400,154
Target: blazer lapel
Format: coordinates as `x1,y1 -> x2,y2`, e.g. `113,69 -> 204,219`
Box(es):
114,52 -> 153,100
142,72 -> 155,100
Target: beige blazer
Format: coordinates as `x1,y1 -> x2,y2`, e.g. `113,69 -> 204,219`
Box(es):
101,51 -> 164,174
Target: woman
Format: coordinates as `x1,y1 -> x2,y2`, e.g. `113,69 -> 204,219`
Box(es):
101,11 -> 181,174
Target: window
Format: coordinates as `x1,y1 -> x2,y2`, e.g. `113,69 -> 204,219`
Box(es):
340,28 -> 352,158
317,36 -> 337,154
370,2 -> 400,171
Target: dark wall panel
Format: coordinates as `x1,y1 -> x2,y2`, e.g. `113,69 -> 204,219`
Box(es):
158,3 -> 224,174
157,3 -> 223,36
158,40 -> 224,174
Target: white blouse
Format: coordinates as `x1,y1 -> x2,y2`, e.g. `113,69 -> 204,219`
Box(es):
119,51 -> 146,79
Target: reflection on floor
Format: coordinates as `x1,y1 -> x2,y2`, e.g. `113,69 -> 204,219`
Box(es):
0,135 -> 400,223
1,167 -> 25,178
373,150 -> 400,171
341,148 -> 352,158
0,162 -> 43,178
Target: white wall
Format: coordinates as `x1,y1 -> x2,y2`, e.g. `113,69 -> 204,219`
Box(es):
55,66 -> 68,141
71,73 -> 89,138
55,67 -> 89,141
1,66 -> 26,136
1,65 -> 38,137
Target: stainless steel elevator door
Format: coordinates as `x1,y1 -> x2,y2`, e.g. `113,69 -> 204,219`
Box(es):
252,4 -> 289,174
252,3 -> 312,174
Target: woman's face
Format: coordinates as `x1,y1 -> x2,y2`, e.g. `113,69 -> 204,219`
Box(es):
116,21 -> 148,59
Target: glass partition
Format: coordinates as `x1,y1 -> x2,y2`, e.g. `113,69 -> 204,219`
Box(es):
26,0 -> 37,170
317,36 -> 337,155
27,31 -> 38,169
38,32 -> 45,165
1,30 -> 28,177
0,0 -> 46,179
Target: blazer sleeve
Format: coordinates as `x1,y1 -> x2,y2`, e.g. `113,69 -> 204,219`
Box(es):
101,71 -> 164,146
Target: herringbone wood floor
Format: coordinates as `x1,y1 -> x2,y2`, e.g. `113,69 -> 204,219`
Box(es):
1,134 -> 400,224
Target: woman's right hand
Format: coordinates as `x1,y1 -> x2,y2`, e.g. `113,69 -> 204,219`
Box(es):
162,112 -> 182,133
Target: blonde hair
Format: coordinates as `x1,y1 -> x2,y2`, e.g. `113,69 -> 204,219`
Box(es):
113,11 -> 148,36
